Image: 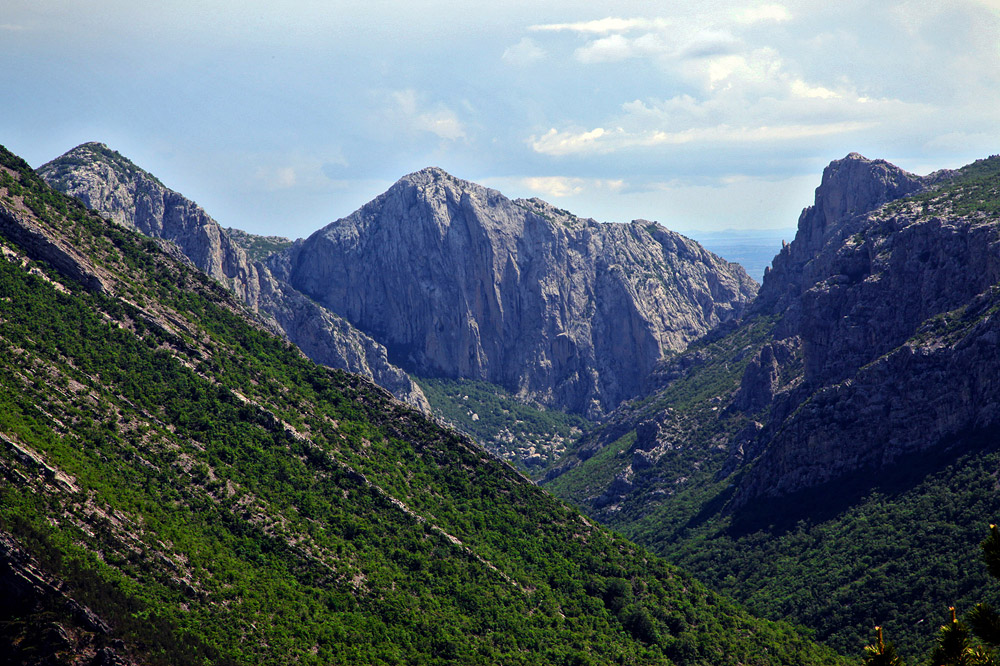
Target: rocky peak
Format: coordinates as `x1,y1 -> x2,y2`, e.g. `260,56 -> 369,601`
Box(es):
280,167 -> 758,417
756,153 -> 933,319
38,143 -> 430,411
727,154 -> 1000,506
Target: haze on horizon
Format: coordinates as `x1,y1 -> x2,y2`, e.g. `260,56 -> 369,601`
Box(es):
2,0 -> 999,240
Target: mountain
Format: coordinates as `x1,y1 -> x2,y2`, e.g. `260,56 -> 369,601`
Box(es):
543,152 -> 1000,655
273,167 -> 758,418
37,142 -> 429,411
0,143 -> 841,664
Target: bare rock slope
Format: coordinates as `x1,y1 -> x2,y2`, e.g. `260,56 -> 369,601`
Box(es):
38,143 -> 429,410
274,167 -> 758,417
731,153 -> 1000,505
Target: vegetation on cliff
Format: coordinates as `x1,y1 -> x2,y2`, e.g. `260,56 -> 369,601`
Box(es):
0,143 -> 840,665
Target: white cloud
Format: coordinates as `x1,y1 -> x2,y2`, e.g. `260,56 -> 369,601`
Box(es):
574,32 -> 670,64
531,121 -> 876,156
519,176 -> 626,198
733,4 -> 791,24
502,37 -> 546,65
789,79 -> 839,99
390,89 -> 467,141
0,24 -> 25,31
414,108 -> 466,141
530,128 -> 607,155
528,17 -> 666,34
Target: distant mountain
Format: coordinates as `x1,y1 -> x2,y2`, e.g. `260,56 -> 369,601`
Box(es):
38,142 -> 429,411
274,167 -> 758,417
0,143 -> 842,665
544,152 -> 1000,655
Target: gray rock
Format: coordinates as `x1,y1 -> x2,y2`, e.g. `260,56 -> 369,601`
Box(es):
729,153 -> 1000,506
277,167 -> 758,417
38,143 -> 430,411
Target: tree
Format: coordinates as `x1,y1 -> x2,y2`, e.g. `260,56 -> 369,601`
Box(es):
863,626 -> 904,666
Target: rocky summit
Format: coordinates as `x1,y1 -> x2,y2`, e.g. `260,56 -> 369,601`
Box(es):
274,167 -> 757,417
542,152 -> 1000,655
38,143 -> 429,411
732,153 -> 1000,505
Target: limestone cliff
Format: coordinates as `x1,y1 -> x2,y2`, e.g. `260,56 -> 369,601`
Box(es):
274,167 -> 758,417
38,143 -> 429,410
730,154 -> 1000,505
547,152 -> 1000,515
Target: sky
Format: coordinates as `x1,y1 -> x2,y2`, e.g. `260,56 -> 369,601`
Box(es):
3,0 -> 1000,240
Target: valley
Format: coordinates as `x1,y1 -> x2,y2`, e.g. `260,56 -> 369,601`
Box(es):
5,139 -> 1000,664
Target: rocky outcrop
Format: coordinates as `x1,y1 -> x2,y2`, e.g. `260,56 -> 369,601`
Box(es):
0,200 -> 112,295
0,531 -> 139,666
275,167 -> 757,417
38,143 -> 429,410
755,153 -> 949,323
728,154 -> 1000,506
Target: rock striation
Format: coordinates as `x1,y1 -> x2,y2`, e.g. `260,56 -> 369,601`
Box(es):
549,152 -> 1000,516
730,153 -> 1000,505
274,167 -> 757,417
38,143 -> 429,411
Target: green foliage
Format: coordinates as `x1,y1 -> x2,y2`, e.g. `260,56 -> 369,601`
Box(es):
863,627 -> 905,666
416,376 -> 591,472
224,226 -> 293,262
0,142 -> 843,665
885,155 -> 1000,218
930,609 -> 976,666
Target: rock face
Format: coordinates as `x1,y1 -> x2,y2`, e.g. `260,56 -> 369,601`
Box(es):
275,168 -> 757,417
550,152 -> 1000,516
730,153 -> 1000,506
38,143 -> 429,411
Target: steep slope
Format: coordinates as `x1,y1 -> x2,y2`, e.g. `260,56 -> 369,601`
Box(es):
0,144 -> 841,665
37,142 -> 428,411
275,168 -> 757,417
544,153 -> 1000,655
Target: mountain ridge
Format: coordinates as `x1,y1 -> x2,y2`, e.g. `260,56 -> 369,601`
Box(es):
38,142 -> 430,411
276,164 -> 758,418
542,151 -> 1000,654
0,141 -> 841,665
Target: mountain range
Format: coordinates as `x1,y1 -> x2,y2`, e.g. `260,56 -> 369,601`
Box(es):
39,144 -> 756,421
6,137 -> 1000,663
544,152 -> 1000,655
0,143 -> 838,665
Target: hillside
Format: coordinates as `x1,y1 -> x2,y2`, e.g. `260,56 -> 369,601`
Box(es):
0,143 -> 841,665
37,143 -> 429,411
544,153 -> 1000,656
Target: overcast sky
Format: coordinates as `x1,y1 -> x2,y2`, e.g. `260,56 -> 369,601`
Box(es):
3,1 -> 999,239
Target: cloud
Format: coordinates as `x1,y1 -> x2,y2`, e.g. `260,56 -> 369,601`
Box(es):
390,89 -> 467,141
733,4 -> 791,24
530,128 -> 607,155
531,121 -> 876,156
519,176 -> 626,199
254,165 -> 298,191
0,24 -> 25,31
502,37 -> 546,65
574,32 -> 670,64
528,17 -> 666,34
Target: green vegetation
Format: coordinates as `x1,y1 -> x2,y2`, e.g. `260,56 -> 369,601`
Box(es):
415,376 -> 591,473
0,143 -> 842,665
545,315 -> 780,514
225,226 -> 294,262
885,154 -> 1000,218
40,142 -> 165,189
868,524 -> 1000,665
548,310 -> 1000,657
541,155 -> 1000,661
